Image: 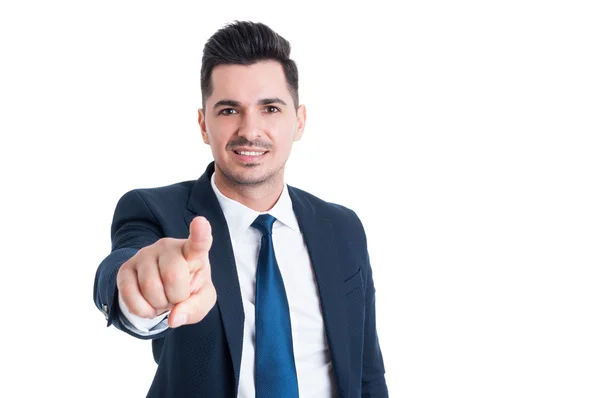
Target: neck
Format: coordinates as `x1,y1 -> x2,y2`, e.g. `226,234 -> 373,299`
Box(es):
214,168 -> 285,212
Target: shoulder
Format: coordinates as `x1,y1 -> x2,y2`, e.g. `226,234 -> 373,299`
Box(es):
287,185 -> 366,235
123,180 -> 195,199
115,180 -> 196,213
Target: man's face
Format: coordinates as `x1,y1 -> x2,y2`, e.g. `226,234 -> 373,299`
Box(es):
199,61 -> 306,187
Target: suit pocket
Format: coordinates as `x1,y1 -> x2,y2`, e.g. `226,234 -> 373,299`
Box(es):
344,268 -> 364,296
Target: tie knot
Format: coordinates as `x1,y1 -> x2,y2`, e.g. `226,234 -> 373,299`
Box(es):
252,214 -> 277,236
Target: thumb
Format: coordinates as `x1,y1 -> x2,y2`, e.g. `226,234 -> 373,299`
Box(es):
182,216 -> 212,271
168,283 -> 217,328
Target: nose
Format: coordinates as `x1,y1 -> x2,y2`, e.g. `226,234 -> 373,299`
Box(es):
237,110 -> 262,141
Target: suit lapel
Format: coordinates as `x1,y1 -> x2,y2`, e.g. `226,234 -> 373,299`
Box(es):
184,162 -> 244,389
289,187 -> 351,396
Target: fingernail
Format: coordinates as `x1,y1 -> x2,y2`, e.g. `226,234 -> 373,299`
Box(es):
171,313 -> 187,328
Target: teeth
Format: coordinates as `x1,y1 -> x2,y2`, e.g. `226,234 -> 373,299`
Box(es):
238,151 -> 265,156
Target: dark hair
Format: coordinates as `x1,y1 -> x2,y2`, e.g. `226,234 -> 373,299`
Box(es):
200,21 -> 299,109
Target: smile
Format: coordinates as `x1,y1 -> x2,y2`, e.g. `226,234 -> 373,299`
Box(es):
234,150 -> 266,156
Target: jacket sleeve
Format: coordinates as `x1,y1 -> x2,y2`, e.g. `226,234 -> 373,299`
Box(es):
353,213 -> 389,397
361,252 -> 389,397
92,189 -> 172,340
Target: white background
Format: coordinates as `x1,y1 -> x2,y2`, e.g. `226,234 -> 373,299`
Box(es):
1,1 -> 599,397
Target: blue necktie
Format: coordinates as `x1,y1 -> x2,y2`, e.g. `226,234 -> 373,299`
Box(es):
251,214 -> 299,398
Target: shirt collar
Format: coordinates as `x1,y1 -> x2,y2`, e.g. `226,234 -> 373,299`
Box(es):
210,173 -> 300,240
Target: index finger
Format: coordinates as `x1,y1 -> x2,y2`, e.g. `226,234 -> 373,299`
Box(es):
182,216 -> 212,272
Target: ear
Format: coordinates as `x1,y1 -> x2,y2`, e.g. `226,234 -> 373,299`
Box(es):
198,108 -> 210,144
294,104 -> 307,141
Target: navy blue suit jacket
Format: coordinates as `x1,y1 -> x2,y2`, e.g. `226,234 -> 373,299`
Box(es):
93,162 -> 388,397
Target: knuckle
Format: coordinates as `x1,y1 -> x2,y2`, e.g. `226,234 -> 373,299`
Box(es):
120,257 -> 134,270
116,269 -> 128,289
161,261 -> 187,285
166,277 -> 190,298
148,296 -> 169,310
156,237 -> 176,250
160,269 -> 178,286
118,281 -> 135,298
136,245 -> 152,258
139,277 -> 163,297
134,248 -> 156,267
168,289 -> 190,305
119,287 -> 154,318
131,303 -> 155,319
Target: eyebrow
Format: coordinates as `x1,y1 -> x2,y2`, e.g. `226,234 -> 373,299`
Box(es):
213,97 -> 288,110
258,97 -> 287,106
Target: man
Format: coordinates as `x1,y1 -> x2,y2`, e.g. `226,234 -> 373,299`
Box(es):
93,21 -> 388,397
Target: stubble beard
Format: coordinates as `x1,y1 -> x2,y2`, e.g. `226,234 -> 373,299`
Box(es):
216,161 -> 284,189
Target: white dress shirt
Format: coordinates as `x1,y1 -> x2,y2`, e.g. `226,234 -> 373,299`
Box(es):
118,174 -> 336,397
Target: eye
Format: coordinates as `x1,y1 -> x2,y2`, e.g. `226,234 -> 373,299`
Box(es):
264,106 -> 280,113
219,108 -> 238,115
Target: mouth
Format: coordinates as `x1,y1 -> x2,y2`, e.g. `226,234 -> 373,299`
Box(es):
232,149 -> 269,163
